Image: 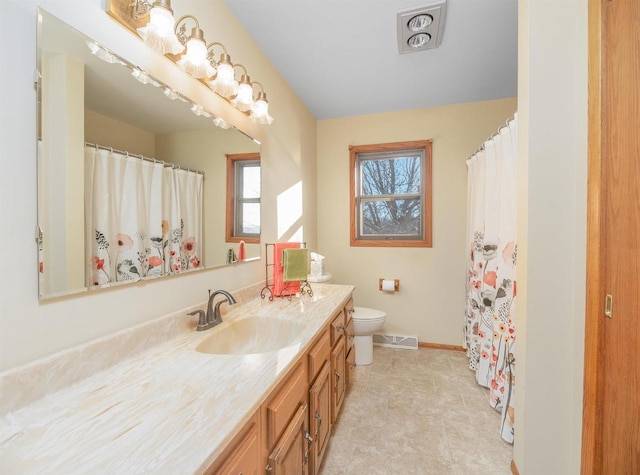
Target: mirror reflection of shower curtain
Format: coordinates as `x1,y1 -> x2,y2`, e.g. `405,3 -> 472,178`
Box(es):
464,113 -> 517,444
84,146 -> 203,287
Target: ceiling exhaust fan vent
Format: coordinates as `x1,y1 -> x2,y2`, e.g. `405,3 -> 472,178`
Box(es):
396,1 -> 447,54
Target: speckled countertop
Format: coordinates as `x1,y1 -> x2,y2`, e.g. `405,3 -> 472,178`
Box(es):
0,283 -> 354,474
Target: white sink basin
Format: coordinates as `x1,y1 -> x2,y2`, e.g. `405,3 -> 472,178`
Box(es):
195,316 -> 306,355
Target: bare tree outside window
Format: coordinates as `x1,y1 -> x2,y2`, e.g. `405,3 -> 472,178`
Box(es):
360,155 -> 422,236
350,141 -> 432,248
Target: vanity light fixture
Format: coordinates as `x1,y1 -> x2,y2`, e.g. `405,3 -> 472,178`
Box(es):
134,0 -> 184,55
207,42 -> 239,98
175,15 -> 215,79
250,82 -> 273,125
108,0 -> 275,124
230,64 -> 254,112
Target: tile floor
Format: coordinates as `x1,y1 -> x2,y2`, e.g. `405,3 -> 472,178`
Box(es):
319,346 -> 513,475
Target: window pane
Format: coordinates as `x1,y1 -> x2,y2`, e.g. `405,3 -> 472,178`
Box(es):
242,166 -> 260,199
241,203 -> 260,234
361,156 -> 421,196
361,199 -> 422,236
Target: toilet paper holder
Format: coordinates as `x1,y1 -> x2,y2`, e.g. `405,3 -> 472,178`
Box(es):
379,278 -> 400,292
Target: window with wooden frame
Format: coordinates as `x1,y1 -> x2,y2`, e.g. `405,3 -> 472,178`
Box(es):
226,153 -> 260,243
350,140 -> 432,247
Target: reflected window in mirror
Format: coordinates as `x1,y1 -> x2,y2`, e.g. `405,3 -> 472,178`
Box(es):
226,153 -> 260,244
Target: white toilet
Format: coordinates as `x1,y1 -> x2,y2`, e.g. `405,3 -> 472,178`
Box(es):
352,306 -> 386,366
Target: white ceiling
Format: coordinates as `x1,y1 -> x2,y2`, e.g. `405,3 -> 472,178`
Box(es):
223,0 -> 518,120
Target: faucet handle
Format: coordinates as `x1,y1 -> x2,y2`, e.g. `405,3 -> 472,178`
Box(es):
188,310 -> 207,330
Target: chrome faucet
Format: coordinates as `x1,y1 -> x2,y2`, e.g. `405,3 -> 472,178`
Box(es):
188,290 -> 237,331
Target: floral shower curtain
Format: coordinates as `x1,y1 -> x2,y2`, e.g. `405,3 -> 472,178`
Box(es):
85,146 -> 203,287
464,113 -> 517,443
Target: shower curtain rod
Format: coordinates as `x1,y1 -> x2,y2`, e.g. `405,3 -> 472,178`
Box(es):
469,114 -> 516,159
85,142 -> 204,176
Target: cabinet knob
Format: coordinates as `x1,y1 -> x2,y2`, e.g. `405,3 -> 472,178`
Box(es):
337,324 -> 345,331
265,464 -> 273,474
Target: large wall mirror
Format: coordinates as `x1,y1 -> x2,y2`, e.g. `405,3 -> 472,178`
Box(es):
37,9 -> 261,299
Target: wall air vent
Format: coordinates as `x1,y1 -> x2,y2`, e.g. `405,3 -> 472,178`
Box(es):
396,1 -> 447,54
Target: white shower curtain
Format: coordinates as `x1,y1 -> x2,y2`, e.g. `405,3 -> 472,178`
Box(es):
85,146 -> 203,287
464,113 -> 517,443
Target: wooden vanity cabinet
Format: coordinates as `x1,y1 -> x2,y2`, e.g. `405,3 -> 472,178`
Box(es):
208,294 -> 355,475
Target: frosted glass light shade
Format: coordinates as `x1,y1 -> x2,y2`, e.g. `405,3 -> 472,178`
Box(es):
137,6 -> 184,55
177,37 -> 215,78
231,81 -> 255,112
86,41 -> 125,65
131,68 -> 161,86
190,104 -> 212,117
251,95 -> 274,125
209,61 -> 238,98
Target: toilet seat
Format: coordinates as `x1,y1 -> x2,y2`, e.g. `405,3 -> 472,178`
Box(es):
352,307 -> 386,320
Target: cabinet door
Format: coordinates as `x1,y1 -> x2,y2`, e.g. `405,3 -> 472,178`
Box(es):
309,361 -> 331,475
344,297 -> 354,322
205,410 -> 260,475
331,336 -> 346,424
345,346 -> 356,388
210,423 -> 260,475
344,317 -> 355,351
267,403 -> 310,475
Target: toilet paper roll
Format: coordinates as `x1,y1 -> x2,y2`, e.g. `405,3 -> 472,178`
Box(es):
382,279 -> 396,292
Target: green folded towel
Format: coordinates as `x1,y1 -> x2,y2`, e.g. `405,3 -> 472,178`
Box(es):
283,248 -> 309,282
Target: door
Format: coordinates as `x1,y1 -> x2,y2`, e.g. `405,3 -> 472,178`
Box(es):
309,361 -> 331,474
331,336 -> 346,423
267,403 -> 310,475
583,1 -> 640,473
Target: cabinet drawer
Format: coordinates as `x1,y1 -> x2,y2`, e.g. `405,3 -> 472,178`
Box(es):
308,329 -> 331,383
205,411 -> 260,475
329,310 -> 345,346
264,360 -> 307,450
346,346 -> 356,387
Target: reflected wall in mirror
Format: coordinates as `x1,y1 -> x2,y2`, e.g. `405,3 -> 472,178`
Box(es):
37,9 -> 261,299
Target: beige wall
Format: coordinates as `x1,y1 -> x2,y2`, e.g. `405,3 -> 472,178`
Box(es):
515,1 -> 588,473
85,109 -> 155,157
317,98 -> 517,345
0,0 -> 316,371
